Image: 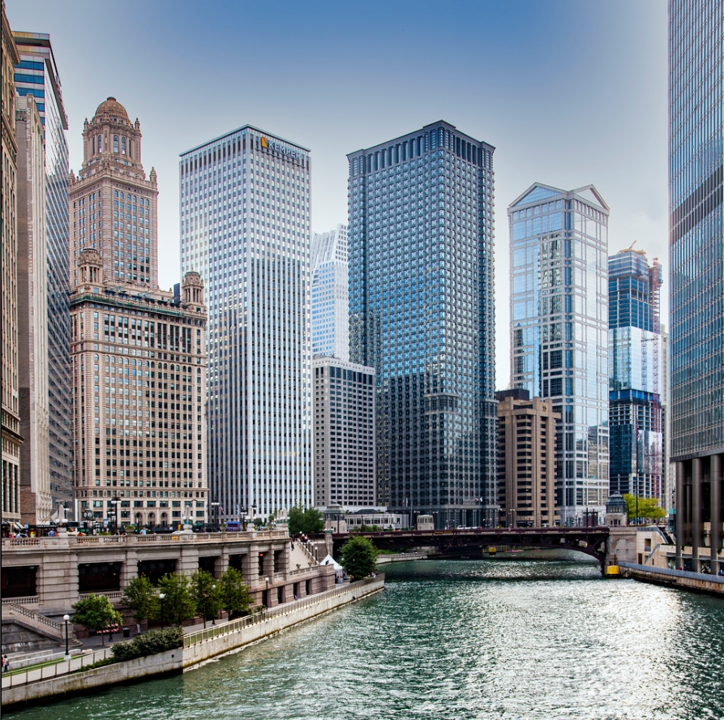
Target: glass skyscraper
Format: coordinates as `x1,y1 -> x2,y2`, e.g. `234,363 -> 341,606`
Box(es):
348,121 -> 497,528
508,183 -> 609,525
14,32 -> 73,516
180,127 -> 312,521
311,224 -> 349,361
669,0 -> 723,573
608,249 -> 663,503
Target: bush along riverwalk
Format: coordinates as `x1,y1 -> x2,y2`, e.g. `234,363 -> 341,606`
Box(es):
2,576 -> 385,711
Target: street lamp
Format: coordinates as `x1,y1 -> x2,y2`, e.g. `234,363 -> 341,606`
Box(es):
63,614 -> 70,659
159,593 -> 166,630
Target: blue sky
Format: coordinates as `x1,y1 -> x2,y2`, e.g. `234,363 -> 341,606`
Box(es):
7,0 -> 667,388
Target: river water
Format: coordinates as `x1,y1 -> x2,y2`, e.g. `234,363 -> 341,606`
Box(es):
8,557 -> 724,720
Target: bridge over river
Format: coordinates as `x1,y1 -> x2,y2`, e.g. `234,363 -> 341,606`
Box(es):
331,526 -> 628,574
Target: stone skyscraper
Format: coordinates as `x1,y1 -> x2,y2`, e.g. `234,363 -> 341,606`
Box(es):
1,8 -> 21,524
180,127 -> 312,521
348,121 -> 497,528
508,183 -> 610,525
70,99 -> 208,528
14,31 -> 73,515
669,0 -> 723,573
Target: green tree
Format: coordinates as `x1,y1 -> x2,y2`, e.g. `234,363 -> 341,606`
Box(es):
155,573 -> 196,626
219,567 -> 254,619
121,576 -> 159,625
72,594 -> 122,646
288,506 -> 325,535
190,570 -> 223,627
623,494 -> 666,524
340,535 -> 378,580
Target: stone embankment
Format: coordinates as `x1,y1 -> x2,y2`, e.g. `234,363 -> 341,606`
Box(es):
619,562 -> 724,596
2,576 -> 385,710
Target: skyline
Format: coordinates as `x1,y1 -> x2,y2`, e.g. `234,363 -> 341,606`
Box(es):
6,0 -> 668,389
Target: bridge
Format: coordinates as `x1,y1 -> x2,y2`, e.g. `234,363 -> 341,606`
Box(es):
331,527 -> 617,575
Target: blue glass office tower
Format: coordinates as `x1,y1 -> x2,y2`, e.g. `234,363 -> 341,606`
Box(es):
14,33 -> 73,517
348,121 -> 497,528
509,184 -> 610,526
608,249 -> 663,502
669,0 -> 723,572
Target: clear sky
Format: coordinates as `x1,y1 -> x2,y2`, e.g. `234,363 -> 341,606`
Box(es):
7,0 -> 668,389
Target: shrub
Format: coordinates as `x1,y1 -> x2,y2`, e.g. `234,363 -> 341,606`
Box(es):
111,627 -> 183,662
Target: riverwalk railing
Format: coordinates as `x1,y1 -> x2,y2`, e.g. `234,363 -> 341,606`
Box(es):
183,576 -> 383,648
1,647 -> 112,689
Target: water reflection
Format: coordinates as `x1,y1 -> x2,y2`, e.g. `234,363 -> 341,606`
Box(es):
8,559 -> 724,720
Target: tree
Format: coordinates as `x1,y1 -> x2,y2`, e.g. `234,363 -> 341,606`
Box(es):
340,535 -> 378,579
155,573 -> 196,626
219,567 -> 254,619
121,576 -> 159,625
190,570 -> 223,627
288,506 -> 325,535
623,494 -> 666,524
72,594 -> 122,646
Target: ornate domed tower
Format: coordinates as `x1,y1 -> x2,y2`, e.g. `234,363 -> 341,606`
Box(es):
69,97 -> 158,290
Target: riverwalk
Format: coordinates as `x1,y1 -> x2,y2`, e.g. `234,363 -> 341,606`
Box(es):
2,576 -> 385,711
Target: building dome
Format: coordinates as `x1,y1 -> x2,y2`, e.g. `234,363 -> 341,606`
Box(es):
94,97 -> 129,122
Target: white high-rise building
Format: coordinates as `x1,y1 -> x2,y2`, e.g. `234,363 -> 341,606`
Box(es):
180,127 -> 312,521
311,224 -> 349,361
508,183 -> 610,525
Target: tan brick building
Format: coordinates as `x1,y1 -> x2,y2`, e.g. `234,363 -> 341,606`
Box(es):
70,97 -> 208,529
496,389 -> 559,527
69,97 -> 158,291
1,5 -> 22,525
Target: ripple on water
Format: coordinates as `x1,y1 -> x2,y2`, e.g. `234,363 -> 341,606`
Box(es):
7,559 -> 724,720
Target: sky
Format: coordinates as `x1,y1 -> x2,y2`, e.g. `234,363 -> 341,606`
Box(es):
7,0 -> 668,389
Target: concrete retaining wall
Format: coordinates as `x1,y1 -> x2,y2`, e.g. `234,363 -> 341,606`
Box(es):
620,562 -> 724,596
2,577 -> 385,710
182,577 -> 384,669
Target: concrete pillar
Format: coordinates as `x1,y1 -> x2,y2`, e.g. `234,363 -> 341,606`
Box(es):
120,549 -> 139,589
711,454 -> 722,577
692,458 -> 702,573
676,461 -> 685,570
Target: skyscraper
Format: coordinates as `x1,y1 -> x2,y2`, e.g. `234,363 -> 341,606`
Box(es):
180,127 -> 312,521
348,121 -> 497,528
313,356 -> 376,508
669,0 -> 723,573
508,183 -> 609,525
311,224 -> 349,361
1,8 -> 21,524
14,32 -> 73,516
70,98 -> 208,529
608,249 -> 663,505
68,97 -> 158,289
16,94 -> 52,524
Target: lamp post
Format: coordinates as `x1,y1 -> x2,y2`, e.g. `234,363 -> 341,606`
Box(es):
159,593 -> 166,630
63,614 -> 70,659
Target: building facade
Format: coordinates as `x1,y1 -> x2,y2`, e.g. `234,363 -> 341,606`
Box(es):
496,389 -> 559,528
508,183 -> 610,525
313,356 -> 375,508
14,31 -> 73,516
15,94 -> 52,524
71,250 -> 208,528
311,224 -> 349,361
669,0 -> 723,573
608,249 -> 664,503
348,121 -> 498,528
180,126 -> 312,521
1,8 -> 22,524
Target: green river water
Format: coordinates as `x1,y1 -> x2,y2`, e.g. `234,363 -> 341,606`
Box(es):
7,558 -> 724,720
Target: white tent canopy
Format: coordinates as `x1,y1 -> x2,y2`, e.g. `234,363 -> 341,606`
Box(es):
320,554 -> 343,571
